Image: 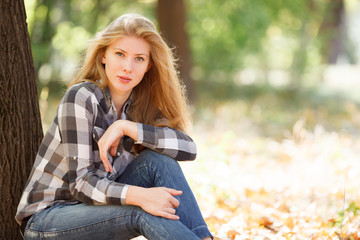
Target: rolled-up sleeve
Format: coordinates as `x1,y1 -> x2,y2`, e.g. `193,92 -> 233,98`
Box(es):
136,123 -> 197,161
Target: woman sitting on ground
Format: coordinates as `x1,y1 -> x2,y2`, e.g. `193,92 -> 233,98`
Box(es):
16,13 -> 213,240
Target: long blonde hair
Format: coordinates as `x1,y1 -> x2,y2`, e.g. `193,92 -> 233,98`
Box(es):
69,14 -> 191,132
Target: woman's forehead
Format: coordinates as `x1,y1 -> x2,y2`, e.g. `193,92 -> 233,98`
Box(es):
108,36 -> 150,56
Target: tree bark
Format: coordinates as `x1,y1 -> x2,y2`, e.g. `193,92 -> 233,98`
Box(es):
0,0 -> 43,238
157,0 -> 195,102
318,0 -> 345,64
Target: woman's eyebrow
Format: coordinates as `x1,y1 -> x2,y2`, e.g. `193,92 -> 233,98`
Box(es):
113,48 -> 149,57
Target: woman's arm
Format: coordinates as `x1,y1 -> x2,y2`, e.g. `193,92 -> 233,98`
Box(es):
58,85 -> 128,206
136,122 -> 197,161
58,85 -> 188,220
98,120 -> 197,173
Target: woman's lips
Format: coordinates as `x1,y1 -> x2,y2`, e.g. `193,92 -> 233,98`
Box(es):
117,76 -> 131,83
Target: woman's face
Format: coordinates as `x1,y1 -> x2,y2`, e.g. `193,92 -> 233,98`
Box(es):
102,36 -> 151,99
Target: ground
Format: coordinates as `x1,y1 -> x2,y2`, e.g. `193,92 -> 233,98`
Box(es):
180,100 -> 360,240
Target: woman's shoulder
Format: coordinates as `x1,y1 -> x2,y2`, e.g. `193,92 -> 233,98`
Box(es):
64,80 -> 104,102
68,80 -> 101,93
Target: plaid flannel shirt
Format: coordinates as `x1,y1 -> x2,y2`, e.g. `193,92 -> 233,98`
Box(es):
15,81 -> 197,225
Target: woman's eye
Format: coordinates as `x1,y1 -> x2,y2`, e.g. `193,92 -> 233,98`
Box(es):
116,52 -> 124,57
136,57 -> 144,62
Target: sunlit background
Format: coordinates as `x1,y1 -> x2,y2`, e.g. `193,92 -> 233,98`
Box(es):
25,0 -> 360,239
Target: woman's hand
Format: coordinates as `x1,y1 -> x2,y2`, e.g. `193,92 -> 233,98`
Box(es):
126,186 -> 182,220
98,120 -> 138,173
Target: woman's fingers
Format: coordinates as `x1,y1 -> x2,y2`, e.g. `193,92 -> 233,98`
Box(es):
168,195 -> 180,208
98,143 -> 109,172
164,188 -> 182,208
159,189 -> 181,217
109,145 -> 118,157
165,188 -> 183,196
98,140 -> 113,173
132,187 -> 184,220
166,207 -> 176,215
161,208 -> 180,220
98,121 -> 125,173
104,155 -> 113,173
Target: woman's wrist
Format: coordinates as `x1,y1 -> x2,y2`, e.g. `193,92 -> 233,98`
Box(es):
119,120 -> 139,141
125,185 -> 143,206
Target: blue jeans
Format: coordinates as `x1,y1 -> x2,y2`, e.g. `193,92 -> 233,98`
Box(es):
24,150 -> 212,240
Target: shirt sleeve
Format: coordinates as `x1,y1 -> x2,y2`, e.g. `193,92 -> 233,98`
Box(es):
58,86 -> 127,205
136,123 -> 197,161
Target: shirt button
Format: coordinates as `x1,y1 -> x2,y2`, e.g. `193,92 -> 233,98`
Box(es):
117,152 -> 120,157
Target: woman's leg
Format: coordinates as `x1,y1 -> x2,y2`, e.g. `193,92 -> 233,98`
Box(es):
24,202 -> 200,240
116,149 -> 212,239
24,149 -> 211,240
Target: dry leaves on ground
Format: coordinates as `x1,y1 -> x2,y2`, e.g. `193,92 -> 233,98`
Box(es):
181,117 -> 360,240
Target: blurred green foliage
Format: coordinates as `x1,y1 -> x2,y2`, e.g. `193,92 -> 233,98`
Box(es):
25,0 -> 356,95
25,0 -> 360,134
26,0 -> 157,94
26,0 -> 354,93
187,0 -> 351,97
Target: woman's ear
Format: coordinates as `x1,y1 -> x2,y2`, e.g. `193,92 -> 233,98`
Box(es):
101,55 -> 106,64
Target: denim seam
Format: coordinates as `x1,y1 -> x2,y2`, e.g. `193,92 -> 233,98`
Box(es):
27,214 -> 135,235
138,214 -> 169,239
191,225 -> 212,238
191,225 -> 209,232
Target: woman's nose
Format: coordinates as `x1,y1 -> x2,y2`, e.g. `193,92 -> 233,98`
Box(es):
122,59 -> 132,73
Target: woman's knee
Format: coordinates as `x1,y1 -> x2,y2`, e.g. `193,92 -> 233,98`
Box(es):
118,149 -> 183,187
136,149 -> 180,170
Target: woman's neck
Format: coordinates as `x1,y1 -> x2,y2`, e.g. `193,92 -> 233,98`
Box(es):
111,92 -> 131,118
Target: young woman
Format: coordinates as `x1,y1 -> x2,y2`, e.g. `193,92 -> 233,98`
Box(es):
16,14 -> 213,240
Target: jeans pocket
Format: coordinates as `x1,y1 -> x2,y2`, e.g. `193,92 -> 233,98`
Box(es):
29,203 -> 69,231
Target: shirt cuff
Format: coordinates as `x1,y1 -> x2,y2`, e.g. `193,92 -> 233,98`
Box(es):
106,182 -> 128,205
135,123 -> 144,144
120,184 -> 129,205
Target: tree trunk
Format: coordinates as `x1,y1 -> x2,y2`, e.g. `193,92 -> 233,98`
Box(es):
157,0 -> 195,102
0,0 -> 43,239
318,0 -> 345,64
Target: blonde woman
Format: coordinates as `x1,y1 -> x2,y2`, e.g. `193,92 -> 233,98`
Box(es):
16,14 -> 212,240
